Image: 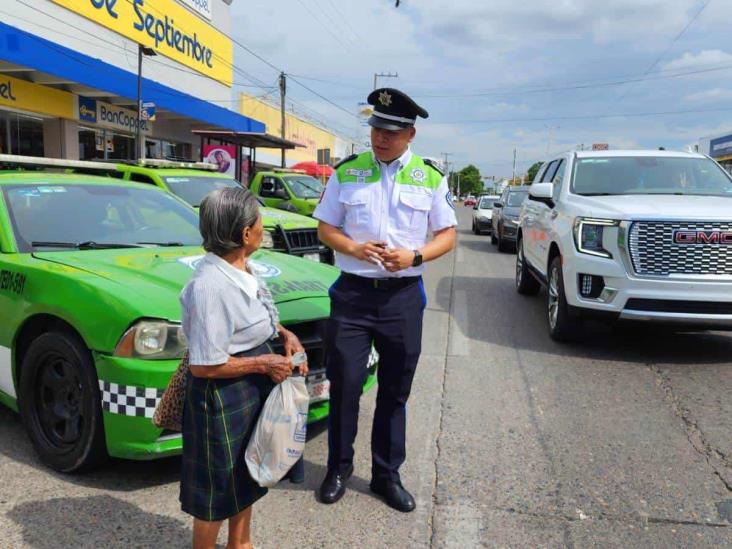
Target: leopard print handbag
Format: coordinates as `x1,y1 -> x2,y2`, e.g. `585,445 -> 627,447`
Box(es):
152,352 -> 190,432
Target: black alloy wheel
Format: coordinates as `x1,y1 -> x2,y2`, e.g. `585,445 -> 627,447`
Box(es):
546,256 -> 581,342
19,331 -> 107,472
498,225 -> 511,252
515,238 -> 540,295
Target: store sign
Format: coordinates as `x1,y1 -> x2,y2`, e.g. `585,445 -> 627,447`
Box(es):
203,144 -> 236,178
592,143 -> 609,151
179,0 -> 212,21
0,74 -> 75,119
79,96 -> 98,123
50,0 -> 233,86
141,101 -> 157,122
80,97 -> 152,134
710,135 -> 732,159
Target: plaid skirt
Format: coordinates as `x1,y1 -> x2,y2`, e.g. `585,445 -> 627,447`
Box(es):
180,342 -> 274,521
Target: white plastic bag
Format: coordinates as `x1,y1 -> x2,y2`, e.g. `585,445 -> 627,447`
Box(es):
245,376 -> 309,487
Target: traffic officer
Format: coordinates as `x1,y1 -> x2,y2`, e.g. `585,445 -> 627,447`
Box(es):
313,88 -> 457,512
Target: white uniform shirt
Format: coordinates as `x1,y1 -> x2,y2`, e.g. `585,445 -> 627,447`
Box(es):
314,148 -> 457,278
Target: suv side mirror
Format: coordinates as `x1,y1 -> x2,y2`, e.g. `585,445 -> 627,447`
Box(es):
529,182 -> 555,207
473,204 -> 478,210
494,202 -> 503,208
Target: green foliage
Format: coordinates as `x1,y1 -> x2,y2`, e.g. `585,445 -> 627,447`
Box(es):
448,164 -> 483,196
526,162 -> 544,183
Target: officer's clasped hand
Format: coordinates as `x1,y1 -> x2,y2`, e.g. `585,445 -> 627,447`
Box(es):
354,240 -> 389,266
380,248 -> 416,272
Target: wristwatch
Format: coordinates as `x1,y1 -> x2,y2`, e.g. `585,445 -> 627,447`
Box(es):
412,250 -> 423,267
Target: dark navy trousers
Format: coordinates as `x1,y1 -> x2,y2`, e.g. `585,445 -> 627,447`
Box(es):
325,274 -> 426,483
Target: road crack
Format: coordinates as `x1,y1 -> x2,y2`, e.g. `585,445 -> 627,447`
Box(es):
648,363 -> 732,493
428,234 -> 458,548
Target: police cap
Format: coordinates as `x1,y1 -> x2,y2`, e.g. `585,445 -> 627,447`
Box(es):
367,88 -> 428,131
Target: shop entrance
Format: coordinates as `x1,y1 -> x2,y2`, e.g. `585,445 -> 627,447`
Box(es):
79,127 -> 135,161
0,110 -> 44,156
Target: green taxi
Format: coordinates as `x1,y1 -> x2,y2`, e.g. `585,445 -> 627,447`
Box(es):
248,170 -> 325,217
0,170 -> 376,472
112,161 -> 332,263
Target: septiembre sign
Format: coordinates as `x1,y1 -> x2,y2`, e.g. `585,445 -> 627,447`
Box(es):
50,0 -> 232,86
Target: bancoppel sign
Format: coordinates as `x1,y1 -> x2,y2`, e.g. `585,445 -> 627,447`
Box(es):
179,0 -> 212,20
710,134 -> 732,158
97,101 -> 152,134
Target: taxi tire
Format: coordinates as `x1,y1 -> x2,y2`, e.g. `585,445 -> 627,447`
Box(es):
19,331 -> 107,473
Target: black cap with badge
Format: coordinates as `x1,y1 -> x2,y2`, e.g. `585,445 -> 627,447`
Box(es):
367,88 -> 429,131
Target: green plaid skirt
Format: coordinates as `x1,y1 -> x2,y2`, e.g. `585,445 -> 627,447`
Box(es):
180,342 -> 274,521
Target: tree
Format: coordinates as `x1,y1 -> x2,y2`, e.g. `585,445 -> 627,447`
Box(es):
526,161 -> 544,184
448,164 -> 483,196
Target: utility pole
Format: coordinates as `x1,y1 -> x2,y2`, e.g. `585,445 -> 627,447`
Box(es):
456,173 -> 461,199
441,151 -> 452,192
373,72 -> 398,90
512,148 -> 517,184
135,45 -> 156,162
279,71 -> 286,167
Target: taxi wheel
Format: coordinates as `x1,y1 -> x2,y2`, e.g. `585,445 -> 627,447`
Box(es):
19,331 -> 107,473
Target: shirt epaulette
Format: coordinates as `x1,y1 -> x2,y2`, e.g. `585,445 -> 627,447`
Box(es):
423,158 -> 445,176
334,154 -> 359,169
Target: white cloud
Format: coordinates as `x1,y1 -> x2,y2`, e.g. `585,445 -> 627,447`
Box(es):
683,88 -> 732,103
663,50 -> 732,72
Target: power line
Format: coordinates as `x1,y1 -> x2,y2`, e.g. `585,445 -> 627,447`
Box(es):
615,0 -> 712,104
289,76 -> 360,119
322,0 -> 364,42
438,105 -> 732,125
294,0 -> 354,52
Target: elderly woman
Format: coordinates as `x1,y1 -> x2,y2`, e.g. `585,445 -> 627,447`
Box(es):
180,187 -> 308,549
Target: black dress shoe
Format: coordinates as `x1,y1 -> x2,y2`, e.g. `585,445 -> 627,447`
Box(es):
369,480 -> 416,513
319,465 -> 353,504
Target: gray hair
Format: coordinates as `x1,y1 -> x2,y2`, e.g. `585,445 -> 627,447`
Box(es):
199,187 -> 260,256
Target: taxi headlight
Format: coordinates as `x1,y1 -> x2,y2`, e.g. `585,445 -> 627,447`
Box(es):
261,230 -> 275,249
114,320 -> 187,359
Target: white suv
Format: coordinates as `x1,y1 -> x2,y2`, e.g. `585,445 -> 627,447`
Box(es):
515,150 -> 732,341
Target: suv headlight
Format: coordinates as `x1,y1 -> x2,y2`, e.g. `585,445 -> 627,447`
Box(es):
573,218 -> 619,258
114,320 -> 187,359
261,230 -> 274,249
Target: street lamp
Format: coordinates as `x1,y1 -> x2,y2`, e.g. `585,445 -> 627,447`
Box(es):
136,44 -> 156,162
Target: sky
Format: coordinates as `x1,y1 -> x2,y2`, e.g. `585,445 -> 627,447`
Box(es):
230,0 -> 732,177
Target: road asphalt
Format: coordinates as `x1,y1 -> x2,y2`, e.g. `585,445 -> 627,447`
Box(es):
0,206 -> 730,548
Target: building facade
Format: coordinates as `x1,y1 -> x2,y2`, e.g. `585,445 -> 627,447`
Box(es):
0,0 -> 263,161
239,92 -> 358,167
699,131 -> 732,174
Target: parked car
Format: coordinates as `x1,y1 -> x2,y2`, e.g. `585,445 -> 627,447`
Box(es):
464,196 -> 477,207
249,169 -> 325,217
492,185 -> 530,252
515,150 -> 732,341
0,163 -> 377,471
112,160 -> 333,263
472,195 -> 499,234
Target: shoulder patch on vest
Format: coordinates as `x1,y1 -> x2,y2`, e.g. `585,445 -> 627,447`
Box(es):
334,154 -> 359,169
424,158 -> 445,176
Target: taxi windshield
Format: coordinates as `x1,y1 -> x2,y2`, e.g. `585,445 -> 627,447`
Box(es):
163,175 -> 241,207
283,175 -> 324,199
572,156 -> 732,197
4,184 -> 202,252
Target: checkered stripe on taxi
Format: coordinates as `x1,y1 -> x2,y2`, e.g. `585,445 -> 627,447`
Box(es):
98,380 -> 164,418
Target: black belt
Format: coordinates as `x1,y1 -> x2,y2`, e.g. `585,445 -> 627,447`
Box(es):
340,272 -> 420,290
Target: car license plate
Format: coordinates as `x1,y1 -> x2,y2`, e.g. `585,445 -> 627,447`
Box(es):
304,253 -> 320,262
307,376 -> 330,403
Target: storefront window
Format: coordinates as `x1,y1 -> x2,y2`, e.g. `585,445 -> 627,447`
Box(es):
79,127 -> 135,161
144,138 -> 192,160
79,127 -> 104,160
0,111 -> 44,156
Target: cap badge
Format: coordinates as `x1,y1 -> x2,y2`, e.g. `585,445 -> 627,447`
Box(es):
410,167 -> 426,183
378,91 -> 392,107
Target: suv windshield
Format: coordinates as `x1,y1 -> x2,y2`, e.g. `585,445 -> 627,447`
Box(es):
572,156 -> 732,197
4,184 -> 202,252
163,176 -> 240,207
283,175 -> 324,199
507,191 -> 528,207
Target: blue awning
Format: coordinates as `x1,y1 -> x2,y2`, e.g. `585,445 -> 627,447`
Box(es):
0,21 -> 265,133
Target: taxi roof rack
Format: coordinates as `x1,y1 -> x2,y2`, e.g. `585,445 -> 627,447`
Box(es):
272,167 -> 307,174
0,154 -> 117,171
118,158 -> 218,171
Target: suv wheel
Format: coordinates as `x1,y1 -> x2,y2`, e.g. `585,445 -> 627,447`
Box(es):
19,331 -> 107,472
472,221 -> 479,235
491,229 -> 498,245
547,256 -> 581,341
516,238 -> 540,295
497,227 -> 510,252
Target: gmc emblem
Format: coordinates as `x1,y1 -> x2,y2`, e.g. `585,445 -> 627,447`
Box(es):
673,230 -> 732,245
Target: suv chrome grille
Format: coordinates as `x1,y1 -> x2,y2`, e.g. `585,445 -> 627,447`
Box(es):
628,221 -> 732,276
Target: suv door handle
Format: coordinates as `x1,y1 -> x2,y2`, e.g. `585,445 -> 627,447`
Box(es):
550,210 -> 559,219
